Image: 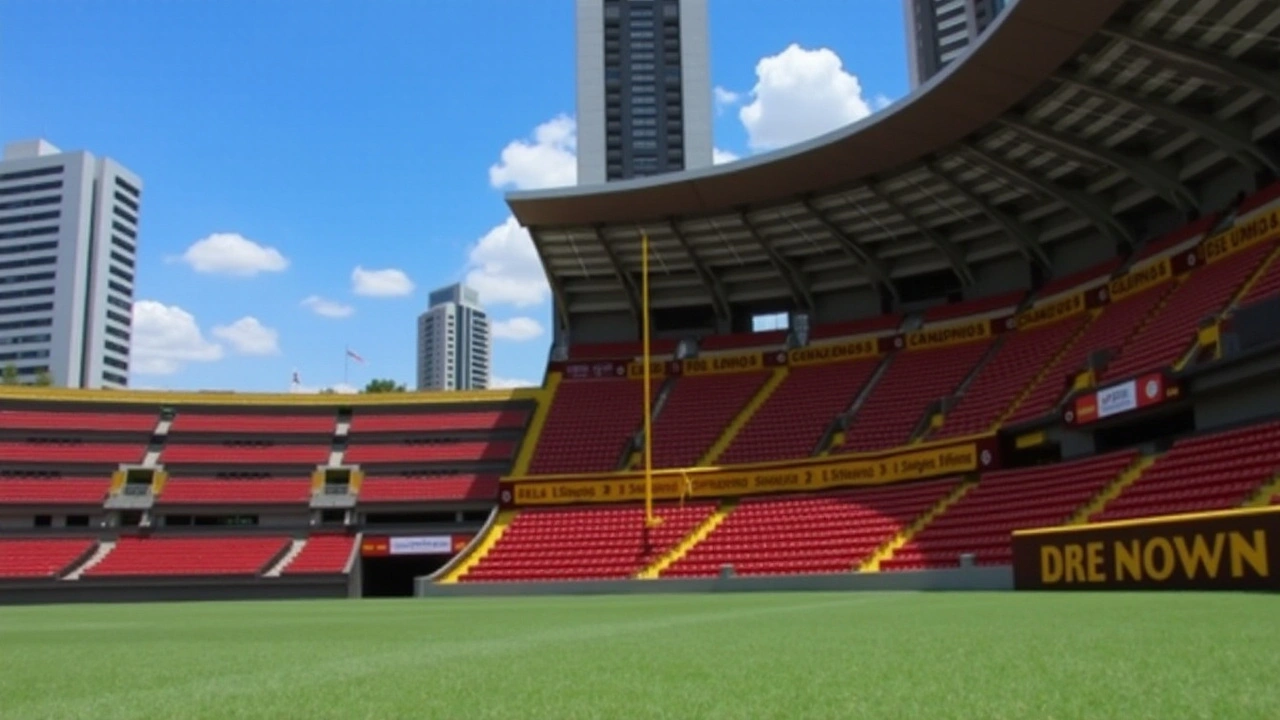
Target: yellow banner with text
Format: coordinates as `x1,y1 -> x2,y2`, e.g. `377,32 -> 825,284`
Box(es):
1016,292 -> 1087,331
904,319 -> 992,351
502,440 -> 992,507
1200,206 -> 1280,265
1109,257 -> 1172,302
682,352 -> 764,376
787,338 -> 879,366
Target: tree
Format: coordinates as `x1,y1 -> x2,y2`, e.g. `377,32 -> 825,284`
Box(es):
363,378 -> 406,394
1,364 -> 17,386
33,369 -> 52,387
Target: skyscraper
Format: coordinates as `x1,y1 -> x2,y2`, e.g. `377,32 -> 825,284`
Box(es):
575,0 -> 713,185
904,0 -> 1007,89
416,284 -> 490,392
0,139 -> 141,389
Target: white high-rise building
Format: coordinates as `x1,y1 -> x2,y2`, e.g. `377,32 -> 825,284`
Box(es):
416,284 -> 490,392
0,139 -> 141,389
575,0 -> 713,185
904,0 -> 1008,88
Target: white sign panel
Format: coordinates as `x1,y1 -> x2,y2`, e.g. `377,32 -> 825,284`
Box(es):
1097,379 -> 1138,419
388,536 -> 453,556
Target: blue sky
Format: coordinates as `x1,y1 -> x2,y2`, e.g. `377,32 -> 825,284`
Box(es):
0,0 -> 907,392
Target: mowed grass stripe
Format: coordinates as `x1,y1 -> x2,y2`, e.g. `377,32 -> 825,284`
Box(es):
0,592 -> 1275,720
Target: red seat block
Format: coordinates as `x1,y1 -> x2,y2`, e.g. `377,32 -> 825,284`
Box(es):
349,409 -> 528,434
840,341 -> 991,453
882,450 -> 1138,571
1092,421 -> 1280,523
160,443 -> 329,466
170,413 -> 336,434
0,477 -> 110,504
649,372 -> 770,469
461,502 -> 715,583
0,538 -> 95,579
0,442 -> 144,465
343,441 -> 515,464
529,378 -> 659,475
157,478 -> 311,504
721,357 -> 880,465
664,479 -> 959,578
284,535 -> 355,575
0,410 -> 156,433
86,536 -> 290,577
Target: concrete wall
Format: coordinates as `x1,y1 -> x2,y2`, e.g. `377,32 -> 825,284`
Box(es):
0,576 -> 350,606
969,254 -> 1032,298
416,566 -> 1013,598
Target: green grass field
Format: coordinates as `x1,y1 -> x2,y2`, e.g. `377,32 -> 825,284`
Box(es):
0,592 -> 1275,719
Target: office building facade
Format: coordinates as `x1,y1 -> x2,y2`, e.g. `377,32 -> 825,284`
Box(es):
0,139 -> 140,389
575,0 -> 713,184
416,283 -> 490,391
905,0 -> 1007,88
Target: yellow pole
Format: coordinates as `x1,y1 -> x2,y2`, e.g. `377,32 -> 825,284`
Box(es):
641,231 -> 657,527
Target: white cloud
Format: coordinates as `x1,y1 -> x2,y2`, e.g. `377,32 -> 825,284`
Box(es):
465,216 -> 549,308
300,295 -> 354,319
491,316 -> 544,342
739,44 -> 875,152
351,266 -> 415,298
872,94 -> 895,111
713,148 -> 740,165
489,115 -> 577,191
714,86 -> 742,110
490,376 -> 538,389
211,317 -> 280,356
174,233 -> 289,277
130,300 -> 224,375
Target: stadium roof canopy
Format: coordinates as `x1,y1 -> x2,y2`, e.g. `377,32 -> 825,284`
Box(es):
506,0 -> 1280,328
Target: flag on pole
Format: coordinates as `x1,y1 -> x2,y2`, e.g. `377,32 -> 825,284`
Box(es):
291,370 -> 301,385
346,348 -> 365,364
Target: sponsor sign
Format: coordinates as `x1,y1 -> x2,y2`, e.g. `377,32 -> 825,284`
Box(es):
682,352 -> 765,376
1016,292 -> 1087,331
1012,506 -> 1280,591
787,338 -> 879,366
625,360 -> 681,380
1199,206 -> 1280,265
560,360 -> 629,381
1070,373 -> 1170,425
388,535 -> 454,556
1097,379 -> 1138,418
360,537 -> 390,557
1108,258 -> 1172,302
501,439 -> 998,507
362,535 -> 471,557
903,319 -> 993,351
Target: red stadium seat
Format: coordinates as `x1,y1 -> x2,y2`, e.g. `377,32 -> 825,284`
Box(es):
1091,422 -> 1280,523
839,341 -> 992,453
85,536 -> 290,577
282,534 -> 356,575
0,538 -> 95,579
663,478 -> 958,578
461,502 -> 715,582
720,357 -> 881,465
648,372 -> 771,469
881,450 -> 1139,570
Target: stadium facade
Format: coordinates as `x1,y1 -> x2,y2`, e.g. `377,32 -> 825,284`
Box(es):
415,283 -> 491,392
2,0 -> 1280,602
0,139 -> 140,390
574,0 -> 713,184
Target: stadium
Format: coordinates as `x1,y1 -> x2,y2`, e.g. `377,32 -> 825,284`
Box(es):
3,0 -> 1280,716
